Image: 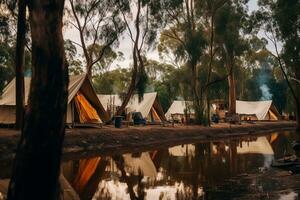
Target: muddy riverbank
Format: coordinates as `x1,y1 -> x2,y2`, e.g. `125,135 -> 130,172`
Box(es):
0,121 -> 296,161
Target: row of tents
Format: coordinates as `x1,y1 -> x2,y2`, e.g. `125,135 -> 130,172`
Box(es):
166,100 -> 280,121
0,74 -> 280,126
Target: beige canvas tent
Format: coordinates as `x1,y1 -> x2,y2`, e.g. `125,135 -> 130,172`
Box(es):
165,100 -> 217,121
97,92 -> 166,122
165,101 -> 195,121
236,100 -> 280,120
0,74 -> 109,126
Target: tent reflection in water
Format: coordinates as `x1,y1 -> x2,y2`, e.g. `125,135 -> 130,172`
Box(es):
237,137 -> 275,167
0,74 -> 108,127
236,100 -> 280,121
98,92 -> 166,123
110,152 -> 157,178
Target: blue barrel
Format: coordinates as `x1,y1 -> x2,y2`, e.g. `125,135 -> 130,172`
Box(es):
114,116 -> 123,128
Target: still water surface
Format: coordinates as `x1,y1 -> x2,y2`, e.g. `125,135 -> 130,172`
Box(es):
61,131 -> 300,200
1,131 -> 300,200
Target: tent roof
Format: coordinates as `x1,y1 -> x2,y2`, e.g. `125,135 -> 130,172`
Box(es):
98,92 -> 164,119
0,74 -> 109,122
165,101 -> 194,118
236,100 -> 276,120
0,74 -> 86,106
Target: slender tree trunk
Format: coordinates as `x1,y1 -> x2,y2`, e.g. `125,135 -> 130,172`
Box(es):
7,0 -> 68,199
228,72 -> 236,115
227,58 -> 236,115
15,0 -> 26,130
115,0 -> 141,117
296,100 -> 300,132
272,36 -> 300,131
191,62 -> 203,125
115,57 -> 138,116
206,16 -> 214,126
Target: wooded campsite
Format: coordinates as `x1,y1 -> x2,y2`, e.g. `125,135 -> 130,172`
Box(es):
0,0 -> 299,199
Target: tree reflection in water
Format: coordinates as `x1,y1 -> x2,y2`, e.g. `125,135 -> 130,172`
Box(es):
58,131 -> 299,200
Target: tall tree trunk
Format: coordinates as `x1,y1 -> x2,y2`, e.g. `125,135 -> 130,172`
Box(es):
191,62 -> 203,125
15,0 -> 26,130
115,0 -> 141,117
227,59 -> 236,115
228,72 -> 236,115
206,16 -> 215,126
115,53 -> 138,116
7,0 -> 68,199
296,100 -> 300,132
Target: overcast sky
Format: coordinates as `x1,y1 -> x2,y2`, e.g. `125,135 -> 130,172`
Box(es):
64,0 -> 269,70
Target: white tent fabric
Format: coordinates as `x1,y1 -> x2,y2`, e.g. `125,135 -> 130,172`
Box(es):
165,101 -> 194,120
0,75 -> 85,106
236,100 -> 274,120
98,92 -> 158,119
165,100 -> 217,120
0,74 -> 103,124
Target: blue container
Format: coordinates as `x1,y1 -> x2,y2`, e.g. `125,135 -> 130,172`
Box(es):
114,116 -> 123,128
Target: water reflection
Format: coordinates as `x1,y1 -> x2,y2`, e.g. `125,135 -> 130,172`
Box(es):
0,131 -> 299,200
61,132 -> 298,200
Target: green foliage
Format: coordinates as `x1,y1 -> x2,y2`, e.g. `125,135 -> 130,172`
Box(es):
87,43 -> 122,75
93,68 -> 131,94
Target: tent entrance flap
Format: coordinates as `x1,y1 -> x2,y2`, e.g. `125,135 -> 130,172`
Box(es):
74,91 -> 101,123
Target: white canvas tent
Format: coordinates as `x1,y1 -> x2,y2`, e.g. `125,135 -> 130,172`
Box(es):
165,100 -> 217,121
236,100 -> 280,120
97,92 -> 166,122
0,74 -> 109,125
165,101 -> 194,121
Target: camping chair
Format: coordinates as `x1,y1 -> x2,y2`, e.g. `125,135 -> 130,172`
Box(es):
132,112 -> 146,126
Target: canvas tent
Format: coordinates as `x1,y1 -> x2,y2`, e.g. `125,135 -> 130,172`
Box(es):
97,92 -> 166,122
0,74 -> 109,126
165,100 -> 217,121
236,100 -> 280,120
165,101 -> 195,121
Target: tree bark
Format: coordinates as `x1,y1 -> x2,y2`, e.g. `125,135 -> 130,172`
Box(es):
15,0 -> 26,130
205,15 -> 215,126
296,100 -> 300,132
227,60 -> 236,115
190,61 -> 205,125
7,0 -> 68,199
115,49 -> 138,116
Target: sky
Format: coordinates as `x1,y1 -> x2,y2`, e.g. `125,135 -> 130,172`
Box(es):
63,0 -> 270,71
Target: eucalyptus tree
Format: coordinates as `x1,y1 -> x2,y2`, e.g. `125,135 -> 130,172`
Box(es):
254,0 -> 300,130
69,0 -> 125,75
8,0 -> 68,199
14,0 -> 26,129
114,0 -> 163,116
64,39 -> 83,75
201,0 -> 228,125
0,0 -> 32,129
159,0 -> 208,124
214,0 -> 249,115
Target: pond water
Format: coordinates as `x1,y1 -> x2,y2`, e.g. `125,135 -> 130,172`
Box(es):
1,131 -> 300,200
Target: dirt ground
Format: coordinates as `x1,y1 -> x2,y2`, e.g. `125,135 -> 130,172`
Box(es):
0,121 -> 296,162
